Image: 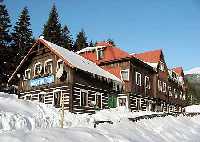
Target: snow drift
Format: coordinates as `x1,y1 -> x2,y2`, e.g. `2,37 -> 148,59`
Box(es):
0,92 -> 200,142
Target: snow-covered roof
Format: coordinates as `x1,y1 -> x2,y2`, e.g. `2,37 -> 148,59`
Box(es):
76,46 -> 106,54
8,37 -> 122,84
39,38 -> 121,83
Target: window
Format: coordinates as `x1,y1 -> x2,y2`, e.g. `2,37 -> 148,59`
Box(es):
34,62 -> 42,76
95,92 -> 102,109
117,96 -> 128,107
174,89 -> 177,98
168,86 -> 172,96
25,94 -> 32,100
44,59 -> 53,74
97,49 -> 104,60
38,92 -> 46,103
183,93 -> 186,100
24,69 -> 31,80
80,89 -> 88,107
159,62 -> 165,71
163,82 -> 166,93
53,90 -> 62,108
158,80 -> 162,92
121,69 -> 129,81
136,72 -> 141,86
136,98 -> 141,110
145,76 -> 150,89
57,59 -> 63,71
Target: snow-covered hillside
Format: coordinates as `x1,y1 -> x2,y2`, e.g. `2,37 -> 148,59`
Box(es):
185,67 -> 200,75
0,92 -> 200,142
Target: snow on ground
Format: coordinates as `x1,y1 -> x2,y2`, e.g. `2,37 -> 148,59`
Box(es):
185,105 -> 200,113
0,92 -> 200,142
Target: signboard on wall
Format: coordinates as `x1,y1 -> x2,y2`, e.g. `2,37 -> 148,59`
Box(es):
29,75 -> 54,87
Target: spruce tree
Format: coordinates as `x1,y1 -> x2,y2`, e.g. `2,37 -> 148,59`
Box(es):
11,6 -> 33,62
0,4 -> 11,89
61,25 -> 73,50
43,4 -> 62,45
0,4 -> 11,47
73,29 -> 88,51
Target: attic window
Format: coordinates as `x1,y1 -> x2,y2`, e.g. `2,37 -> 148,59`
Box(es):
136,72 -> 142,86
44,59 -> 53,74
163,82 -> 167,93
24,69 -> 31,80
57,59 -> 63,71
97,48 -> 104,60
34,62 -> 42,76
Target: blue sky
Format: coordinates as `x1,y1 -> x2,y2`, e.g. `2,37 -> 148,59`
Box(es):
3,0 -> 200,71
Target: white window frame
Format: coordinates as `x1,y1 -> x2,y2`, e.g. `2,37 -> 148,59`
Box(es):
159,61 -> 165,71
117,95 -> 128,108
34,62 -> 42,76
80,89 -> 88,107
136,72 -> 142,86
174,89 -> 177,98
44,59 -> 53,74
94,92 -> 103,109
145,76 -> 150,89
168,86 -> 172,96
158,80 -> 162,92
163,82 -> 167,93
183,93 -> 186,100
120,69 -> 129,81
96,48 -> 104,60
24,68 -> 31,80
56,59 -> 63,72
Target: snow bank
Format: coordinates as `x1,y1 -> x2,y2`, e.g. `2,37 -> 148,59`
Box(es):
0,115 -> 200,142
0,92 -> 200,142
185,105 -> 200,113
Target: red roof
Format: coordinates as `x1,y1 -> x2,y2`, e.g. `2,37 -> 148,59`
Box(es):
79,42 -> 131,64
96,42 -> 113,47
133,49 -> 162,63
172,67 -> 184,76
102,66 -> 122,80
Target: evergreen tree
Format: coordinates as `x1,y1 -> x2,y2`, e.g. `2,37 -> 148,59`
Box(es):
0,4 -> 11,47
73,29 -> 88,51
61,25 -> 73,50
43,4 -> 62,45
89,40 -> 94,47
0,4 -> 12,89
11,6 -> 33,62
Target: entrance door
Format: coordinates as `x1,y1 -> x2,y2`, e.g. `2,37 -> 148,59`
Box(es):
117,95 -> 128,107
136,98 -> 141,111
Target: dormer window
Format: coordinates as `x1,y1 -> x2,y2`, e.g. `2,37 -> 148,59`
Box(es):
34,62 -> 42,76
121,69 -> 129,81
97,48 -> 104,60
44,59 -> 53,74
24,69 -> 31,80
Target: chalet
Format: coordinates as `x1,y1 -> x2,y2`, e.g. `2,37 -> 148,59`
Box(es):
8,37 -> 122,114
78,42 -> 157,112
79,43 -> 187,112
133,50 -> 187,112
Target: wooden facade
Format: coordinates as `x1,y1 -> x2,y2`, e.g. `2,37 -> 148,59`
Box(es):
78,42 -> 187,112
8,38 -> 121,114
